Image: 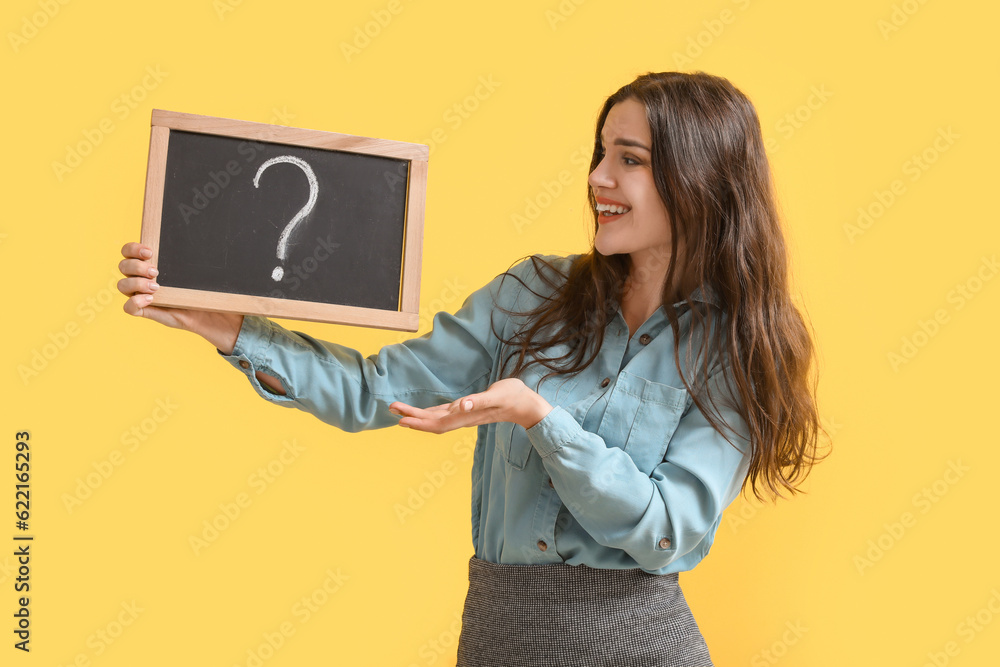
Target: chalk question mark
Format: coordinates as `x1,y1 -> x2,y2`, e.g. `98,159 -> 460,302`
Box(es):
253,155 -> 319,281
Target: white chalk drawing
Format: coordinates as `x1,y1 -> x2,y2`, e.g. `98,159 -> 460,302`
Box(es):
253,155 -> 319,281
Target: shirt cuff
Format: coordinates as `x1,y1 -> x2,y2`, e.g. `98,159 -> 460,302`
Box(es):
215,315 -> 292,401
524,405 -> 578,458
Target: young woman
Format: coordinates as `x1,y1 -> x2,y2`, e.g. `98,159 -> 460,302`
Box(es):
118,71 -> 826,666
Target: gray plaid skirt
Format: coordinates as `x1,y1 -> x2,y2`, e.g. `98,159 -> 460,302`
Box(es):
456,556 -> 713,667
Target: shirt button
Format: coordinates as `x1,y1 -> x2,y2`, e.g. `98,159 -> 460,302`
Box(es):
600,377 -> 610,388
639,333 -> 652,345
548,478 -> 554,488
658,538 -> 672,549
537,540 -> 548,552
239,360 -> 250,369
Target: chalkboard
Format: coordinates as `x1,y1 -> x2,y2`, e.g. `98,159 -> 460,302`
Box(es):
139,109 -> 428,331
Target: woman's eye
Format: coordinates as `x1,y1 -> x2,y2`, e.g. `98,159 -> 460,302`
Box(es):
623,156 -> 640,165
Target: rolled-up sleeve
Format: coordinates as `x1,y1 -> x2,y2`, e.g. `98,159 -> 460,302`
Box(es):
525,363 -> 752,572
216,260 -> 533,432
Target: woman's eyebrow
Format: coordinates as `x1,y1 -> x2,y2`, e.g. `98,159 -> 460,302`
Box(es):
599,133 -> 652,152
614,137 -> 651,152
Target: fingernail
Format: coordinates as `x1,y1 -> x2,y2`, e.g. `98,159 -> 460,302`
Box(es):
149,268 -> 159,277
140,248 -> 152,258
463,400 -> 473,411
149,282 -> 159,290
144,294 -> 154,303
388,408 -> 400,416
398,423 -> 409,428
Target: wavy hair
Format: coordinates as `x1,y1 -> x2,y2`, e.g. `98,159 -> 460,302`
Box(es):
490,71 -> 829,502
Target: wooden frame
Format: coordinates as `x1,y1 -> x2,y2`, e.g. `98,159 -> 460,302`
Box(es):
140,109 -> 428,332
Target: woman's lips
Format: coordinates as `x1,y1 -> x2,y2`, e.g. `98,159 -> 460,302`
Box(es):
597,210 -> 628,224
595,197 -> 632,224
595,197 -> 631,223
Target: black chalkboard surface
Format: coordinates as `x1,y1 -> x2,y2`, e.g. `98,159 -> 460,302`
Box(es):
140,110 -> 428,331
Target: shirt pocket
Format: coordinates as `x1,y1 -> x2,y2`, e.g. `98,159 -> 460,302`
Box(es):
494,420 -> 532,470
616,370 -> 689,475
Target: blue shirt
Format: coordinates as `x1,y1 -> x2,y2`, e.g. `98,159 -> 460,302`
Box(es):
218,254 -> 751,575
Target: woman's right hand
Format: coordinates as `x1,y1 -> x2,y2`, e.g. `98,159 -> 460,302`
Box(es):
117,242 -> 245,354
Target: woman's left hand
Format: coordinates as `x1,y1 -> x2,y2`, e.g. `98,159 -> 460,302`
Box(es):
388,378 -> 553,434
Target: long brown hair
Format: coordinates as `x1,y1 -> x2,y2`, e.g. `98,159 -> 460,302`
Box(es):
491,71 -> 829,502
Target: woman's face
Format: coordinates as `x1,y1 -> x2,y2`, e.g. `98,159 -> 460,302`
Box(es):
588,98 -> 672,277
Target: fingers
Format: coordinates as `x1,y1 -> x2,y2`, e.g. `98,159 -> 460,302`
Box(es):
121,290 -> 187,330
118,257 -> 158,279
389,401 -> 456,419
388,397 -> 496,435
118,242 -> 191,330
387,380 -> 527,435
457,388 -> 494,412
388,401 -> 456,434
398,415 -> 462,435
117,242 -> 160,308
118,244 -> 157,281
389,394 -> 488,418
122,292 -> 166,325
117,275 -> 159,297
123,294 -> 155,317
118,243 -> 157,283
121,242 -> 153,260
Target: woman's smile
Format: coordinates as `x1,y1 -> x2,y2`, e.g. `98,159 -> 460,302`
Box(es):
595,196 -> 631,223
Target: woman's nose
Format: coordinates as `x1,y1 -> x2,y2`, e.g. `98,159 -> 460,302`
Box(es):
588,157 -> 614,190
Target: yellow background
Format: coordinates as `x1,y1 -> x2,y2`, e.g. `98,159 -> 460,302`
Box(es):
3,0 -> 998,665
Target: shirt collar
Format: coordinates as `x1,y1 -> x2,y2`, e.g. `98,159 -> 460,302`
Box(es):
613,284 -> 722,333
674,283 -> 721,308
